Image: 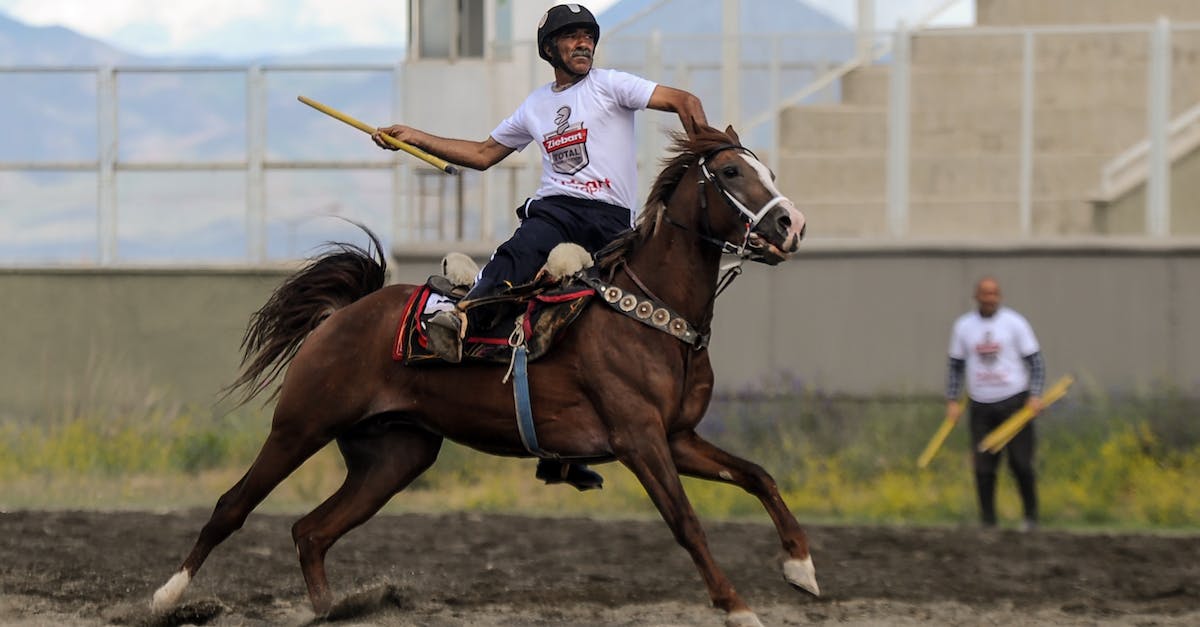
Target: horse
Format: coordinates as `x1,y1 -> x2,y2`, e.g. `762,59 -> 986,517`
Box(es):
151,124 -> 814,627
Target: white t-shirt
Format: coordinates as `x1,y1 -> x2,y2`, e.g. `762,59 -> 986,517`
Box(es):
948,306 -> 1041,403
490,68 -> 657,222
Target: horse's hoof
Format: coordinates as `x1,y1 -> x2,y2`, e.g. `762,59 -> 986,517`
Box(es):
725,609 -> 764,627
151,570 -> 191,610
783,556 -> 820,596
311,595 -> 333,618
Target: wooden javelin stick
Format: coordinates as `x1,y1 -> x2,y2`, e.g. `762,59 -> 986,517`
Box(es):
297,95 -> 458,175
916,412 -> 958,468
978,374 -> 1075,454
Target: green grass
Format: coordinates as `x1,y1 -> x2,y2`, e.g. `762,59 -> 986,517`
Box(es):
2,376 -> 1198,531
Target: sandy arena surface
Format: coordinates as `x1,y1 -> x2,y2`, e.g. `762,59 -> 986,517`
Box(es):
0,509 -> 1197,626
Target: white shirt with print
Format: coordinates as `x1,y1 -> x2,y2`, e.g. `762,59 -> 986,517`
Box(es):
948,306 -> 1041,403
490,68 -> 656,222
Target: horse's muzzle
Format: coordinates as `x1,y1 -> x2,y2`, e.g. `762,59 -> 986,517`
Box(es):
752,204 -> 805,263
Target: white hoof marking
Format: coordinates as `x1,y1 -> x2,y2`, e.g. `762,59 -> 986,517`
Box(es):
783,556 -> 820,596
151,570 -> 190,610
726,609 -> 764,627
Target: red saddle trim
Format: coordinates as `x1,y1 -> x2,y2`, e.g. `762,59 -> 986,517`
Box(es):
393,286 -> 431,361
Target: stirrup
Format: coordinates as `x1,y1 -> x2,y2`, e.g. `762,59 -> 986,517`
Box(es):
536,460 -> 604,491
425,310 -> 465,363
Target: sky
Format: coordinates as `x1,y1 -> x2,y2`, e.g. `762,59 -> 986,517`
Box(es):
0,0 -> 969,59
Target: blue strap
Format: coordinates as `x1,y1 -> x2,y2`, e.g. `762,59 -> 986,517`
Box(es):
512,346 -> 551,458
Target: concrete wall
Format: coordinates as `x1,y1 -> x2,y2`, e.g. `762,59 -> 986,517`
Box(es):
3,242 -> 1198,417
0,268 -> 292,417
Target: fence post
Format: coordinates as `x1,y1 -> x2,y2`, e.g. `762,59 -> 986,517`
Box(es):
639,30 -> 663,204
722,0 -> 741,128
245,65 -> 266,262
1018,30 -> 1035,236
1146,17 -> 1171,237
97,66 -> 117,264
856,0 -> 875,63
769,34 -> 781,175
393,61 -> 411,246
886,22 -> 911,238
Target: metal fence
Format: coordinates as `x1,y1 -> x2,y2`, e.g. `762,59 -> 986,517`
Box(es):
3,17 -> 1198,265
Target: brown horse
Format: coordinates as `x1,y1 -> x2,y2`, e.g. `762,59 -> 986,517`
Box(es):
151,125 -> 814,627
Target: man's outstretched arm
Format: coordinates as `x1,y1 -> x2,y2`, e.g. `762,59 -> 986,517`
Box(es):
373,126 -> 514,171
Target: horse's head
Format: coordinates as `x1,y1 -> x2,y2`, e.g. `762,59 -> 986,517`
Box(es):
680,126 -> 806,265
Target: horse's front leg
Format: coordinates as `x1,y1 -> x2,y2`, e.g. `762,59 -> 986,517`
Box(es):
613,424 -> 764,627
669,429 -> 819,596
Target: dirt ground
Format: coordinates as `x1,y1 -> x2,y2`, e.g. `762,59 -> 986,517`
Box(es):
0,509 -> 1196,626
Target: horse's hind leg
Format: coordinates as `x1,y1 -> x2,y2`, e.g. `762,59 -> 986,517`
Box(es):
152,421 -> 333,610
668,429 -> 819,596
292,421 -> 442,616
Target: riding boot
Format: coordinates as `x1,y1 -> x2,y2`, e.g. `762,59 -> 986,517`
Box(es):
424,277 -> 505,363
536,459 -> 604,491
424,309 -> 465,363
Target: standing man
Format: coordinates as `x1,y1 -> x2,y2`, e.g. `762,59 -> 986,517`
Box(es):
373,3 -> 709,491
945,277 -> 1045,530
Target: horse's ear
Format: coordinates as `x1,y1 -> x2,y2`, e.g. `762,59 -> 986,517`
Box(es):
724,125 -> 741,144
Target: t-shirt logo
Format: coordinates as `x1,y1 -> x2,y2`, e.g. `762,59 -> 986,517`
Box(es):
543,105 -> 590,175
975,331 -> 1000,365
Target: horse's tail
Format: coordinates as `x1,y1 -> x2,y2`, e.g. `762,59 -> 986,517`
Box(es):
225,225 -> 388,405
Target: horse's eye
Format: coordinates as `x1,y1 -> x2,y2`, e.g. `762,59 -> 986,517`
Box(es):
721,166 -> 739,178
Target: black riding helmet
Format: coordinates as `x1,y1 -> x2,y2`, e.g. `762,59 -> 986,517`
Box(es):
537,4 -> 600,64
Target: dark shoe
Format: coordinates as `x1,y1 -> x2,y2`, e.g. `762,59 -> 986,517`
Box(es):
536,460 -> 603,491
425,310 -> 464,363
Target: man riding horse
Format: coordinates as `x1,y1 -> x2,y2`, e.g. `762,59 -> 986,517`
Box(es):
373,3 -> 710,491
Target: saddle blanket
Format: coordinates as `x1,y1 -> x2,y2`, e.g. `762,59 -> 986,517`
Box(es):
392,282 -> 594,366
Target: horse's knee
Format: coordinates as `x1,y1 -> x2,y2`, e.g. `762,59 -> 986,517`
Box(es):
292,519 -> 336,567
742,464 -> 779,496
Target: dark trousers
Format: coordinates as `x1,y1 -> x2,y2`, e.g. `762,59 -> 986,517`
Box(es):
475,195 -> 631,292
968,391 -> 1038,525
465,196 -> 630,328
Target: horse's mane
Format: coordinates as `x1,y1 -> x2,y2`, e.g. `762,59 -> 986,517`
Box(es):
596,125 -> 740,271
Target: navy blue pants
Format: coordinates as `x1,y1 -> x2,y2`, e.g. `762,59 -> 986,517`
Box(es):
968,391 -> 1038,525
472,195 -> 631,295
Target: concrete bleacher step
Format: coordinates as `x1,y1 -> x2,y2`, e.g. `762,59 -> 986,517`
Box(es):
779,105 -> 887,152
909,30 -> 1200,70
779,152 -> 1113,199
798,198 -> 1097,239
976,0 -> 1200,26
841,65 -> 1167,111
781,105 -> 1147,153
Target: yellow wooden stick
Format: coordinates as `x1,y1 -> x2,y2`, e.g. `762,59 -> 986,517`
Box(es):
297,95 -> 459,175
917,414 -> 957,468
978,374 -> 1075,454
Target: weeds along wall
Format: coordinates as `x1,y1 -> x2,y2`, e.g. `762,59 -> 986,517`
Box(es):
0,241 -> 1197,418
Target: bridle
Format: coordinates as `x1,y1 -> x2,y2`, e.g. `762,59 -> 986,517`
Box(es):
665,144 -> 789,260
